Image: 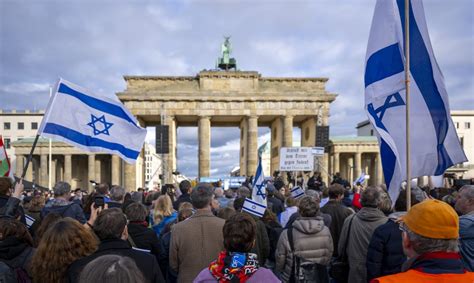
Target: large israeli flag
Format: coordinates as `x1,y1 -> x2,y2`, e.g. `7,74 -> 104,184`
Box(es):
243,142 -> 268,217
365,0 -> 467,202
38,79 -> 147,164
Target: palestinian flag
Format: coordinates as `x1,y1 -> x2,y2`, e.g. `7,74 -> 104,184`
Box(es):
0,136 -> 11,177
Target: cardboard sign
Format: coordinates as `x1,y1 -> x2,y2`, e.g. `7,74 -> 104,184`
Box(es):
279,147 -> 314,171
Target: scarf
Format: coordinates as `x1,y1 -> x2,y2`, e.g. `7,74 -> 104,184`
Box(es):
209,251 -> 259,282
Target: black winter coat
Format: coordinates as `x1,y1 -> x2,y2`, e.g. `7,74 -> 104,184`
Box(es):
263,220 -> 283,262
127,222 -> 161,260
366,217 -> 406,281
320,199 -> 353,257
0,237 -> 35,279
67,239 -> 164,283
172,193 -> 191,211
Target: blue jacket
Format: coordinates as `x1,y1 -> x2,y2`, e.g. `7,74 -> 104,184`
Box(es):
366,213 -> 406,281
152,212 -> 177,236
460,213 -> 474,271
41,198 -> 86,224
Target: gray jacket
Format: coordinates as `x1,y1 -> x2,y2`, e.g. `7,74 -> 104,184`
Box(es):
338,207 -> 387,283
275,216 -> 333,282
460,212 -> 474,271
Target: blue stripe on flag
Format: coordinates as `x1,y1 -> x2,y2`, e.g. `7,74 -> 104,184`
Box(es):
43,123 -> 140,159
58,83 -> 137,126
252,157 -> 263,187
396,0 -> 453,174
242,207 -> 264,217
365,43 -> 404,87
380,138 -> 396,188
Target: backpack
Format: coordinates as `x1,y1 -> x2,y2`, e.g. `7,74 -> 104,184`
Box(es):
287,227 -> 329,283
0,248 -> 33,283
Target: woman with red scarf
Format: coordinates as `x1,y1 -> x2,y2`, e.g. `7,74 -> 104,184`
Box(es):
194,212 -> 280,282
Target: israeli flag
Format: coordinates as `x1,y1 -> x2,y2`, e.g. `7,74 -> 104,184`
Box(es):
243,142 -> 268,217
39,79 -> 147,164
364,0 -> 467,203
290,186 -> 305,199
354,172 -> 366,186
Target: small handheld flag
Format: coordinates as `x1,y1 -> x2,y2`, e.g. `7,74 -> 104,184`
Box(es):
290,186 -> 305,199
0,136 -> 11,177
243,142 -> 268,217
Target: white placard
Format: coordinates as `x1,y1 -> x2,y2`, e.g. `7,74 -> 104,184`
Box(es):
311,147 -> 325,157
279,147 -> 314,171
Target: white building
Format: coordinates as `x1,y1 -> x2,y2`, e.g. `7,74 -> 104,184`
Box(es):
0,110 -> 44,162
356,110 -> 474,179
144,142 -> 162,190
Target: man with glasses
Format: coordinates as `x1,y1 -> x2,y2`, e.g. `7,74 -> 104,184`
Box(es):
372,199 -> 474,283
67,208 -> 164,282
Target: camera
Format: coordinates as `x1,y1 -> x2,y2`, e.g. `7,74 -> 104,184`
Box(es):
94,195 -> 105,208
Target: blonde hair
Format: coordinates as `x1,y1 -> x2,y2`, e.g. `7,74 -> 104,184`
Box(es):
153,195 -> 174,224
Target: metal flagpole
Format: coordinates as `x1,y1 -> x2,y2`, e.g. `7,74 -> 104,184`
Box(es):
405,0 -> 412,210
48,86 -> 52,190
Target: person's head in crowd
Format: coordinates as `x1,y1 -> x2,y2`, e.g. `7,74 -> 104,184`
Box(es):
298,196 -> 320,217
28,195 -> 46,212
0,177 -> 13,196
237,186 -> 251,198
178,208 -> 193,222
399,199 -> 459,259
394,190 -> 420,212
178,201 -> 193,211
224,189 -> 234,199
125,202 -> 147,223
0,218 -> 33,247
223,212 -> 256,253
153,194 -> 174,224
455,185 -> 474,215
262,208 -> 278,224
123,192 -> 132,203
322,187 -> 329,198
34,213 -> 62,247
328,184 -> 345,200
110,185 -> 126,203
285,197 -> 297,208
233,197 -> 246,212
131,191 -> 143,203
79,254 -> 145,283
144,191 -> 160,206
53,181 -> 72,200
378,190 -> 393,215
93,208 -> 128,241
191,183 -> 214,210
96,183 -> 110,196
137,187 -> 144,193
179,180 -> 192,195
214,187 -> 224,199
442,194 -> 457,208
217,207 -> 236,220
31,218 -> 98,282
305,189 -> 321,203
266,183 -> 276,198
361,186 -> 385,209
83,192 -> 99,216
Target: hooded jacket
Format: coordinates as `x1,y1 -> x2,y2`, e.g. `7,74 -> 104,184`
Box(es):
41,198 -> 86,224
459,212 -> 474,271
338,207 -> 387,283
275,216 -> 333,282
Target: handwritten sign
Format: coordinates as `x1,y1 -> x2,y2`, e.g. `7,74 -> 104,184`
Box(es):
279,147 -> 314,171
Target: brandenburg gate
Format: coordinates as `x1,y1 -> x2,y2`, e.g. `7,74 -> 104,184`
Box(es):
118,70 -> 337,188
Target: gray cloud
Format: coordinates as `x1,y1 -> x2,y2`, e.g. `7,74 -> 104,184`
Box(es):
1,0 -> 472,177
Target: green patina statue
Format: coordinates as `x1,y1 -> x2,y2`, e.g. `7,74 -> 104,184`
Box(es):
217,36 -> 237,71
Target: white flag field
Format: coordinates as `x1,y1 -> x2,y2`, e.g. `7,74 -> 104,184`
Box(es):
38,79 -> 147,164
243,142 -> 268,218
364,0 -> 467,202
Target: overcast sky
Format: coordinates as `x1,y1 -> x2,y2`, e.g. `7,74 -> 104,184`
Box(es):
1,0 -> 473,178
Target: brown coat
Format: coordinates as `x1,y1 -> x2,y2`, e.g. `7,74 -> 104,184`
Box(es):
169,209 -> 225,283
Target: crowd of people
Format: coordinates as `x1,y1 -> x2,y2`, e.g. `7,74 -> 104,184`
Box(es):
0,172 -> 473,283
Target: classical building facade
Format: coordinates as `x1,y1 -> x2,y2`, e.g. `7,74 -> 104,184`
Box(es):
117,70 -> 337,188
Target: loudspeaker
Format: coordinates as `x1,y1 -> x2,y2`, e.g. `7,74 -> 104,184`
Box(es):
315,126 -> 330,148
156,125 -> 169,154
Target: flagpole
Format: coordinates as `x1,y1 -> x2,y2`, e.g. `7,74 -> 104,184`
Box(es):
21,134 -> 40,179
48,86 -> 52,190
405,0 -> 412,210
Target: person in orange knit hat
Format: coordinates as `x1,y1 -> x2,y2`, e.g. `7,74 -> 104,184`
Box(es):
371,199 -> 474,283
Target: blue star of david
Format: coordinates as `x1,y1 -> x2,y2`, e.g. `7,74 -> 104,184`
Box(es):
255,181 -> 267,200
367,93 -> 405,131
87,114 -> 113,136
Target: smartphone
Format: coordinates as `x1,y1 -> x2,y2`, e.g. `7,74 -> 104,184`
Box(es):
94,196 -> 105,208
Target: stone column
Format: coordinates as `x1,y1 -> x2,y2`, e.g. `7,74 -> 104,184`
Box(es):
333,152 -> 340,174
95,157 -> 101,183
64,154 -> 72,183
347,157 -> 354,183
25,156 -> 33,181
283,115 -> 293,147
301,117 -> 316,147
111,155 -> 120,185
15,155 -> 24,177
376,153 -> 383,185
198,116 -> 211,178
320,108 -> 330,184
164,116 -> 177,182
355,152 -> 362,180
40,154 -> 48,187
51,159 -> 57,186
87,154 -> 95,192
247,116 -> 258,176
239,118 -> 248,176
270,118 -> 283,175
124,162 -> 136,192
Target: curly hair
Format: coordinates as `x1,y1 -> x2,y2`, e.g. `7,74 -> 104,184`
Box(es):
0,218 -> 33,246
31,218 -> 98,283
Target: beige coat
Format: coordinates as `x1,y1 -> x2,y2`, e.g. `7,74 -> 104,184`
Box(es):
170,209 -> 225,283
275,216 -> 333,282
